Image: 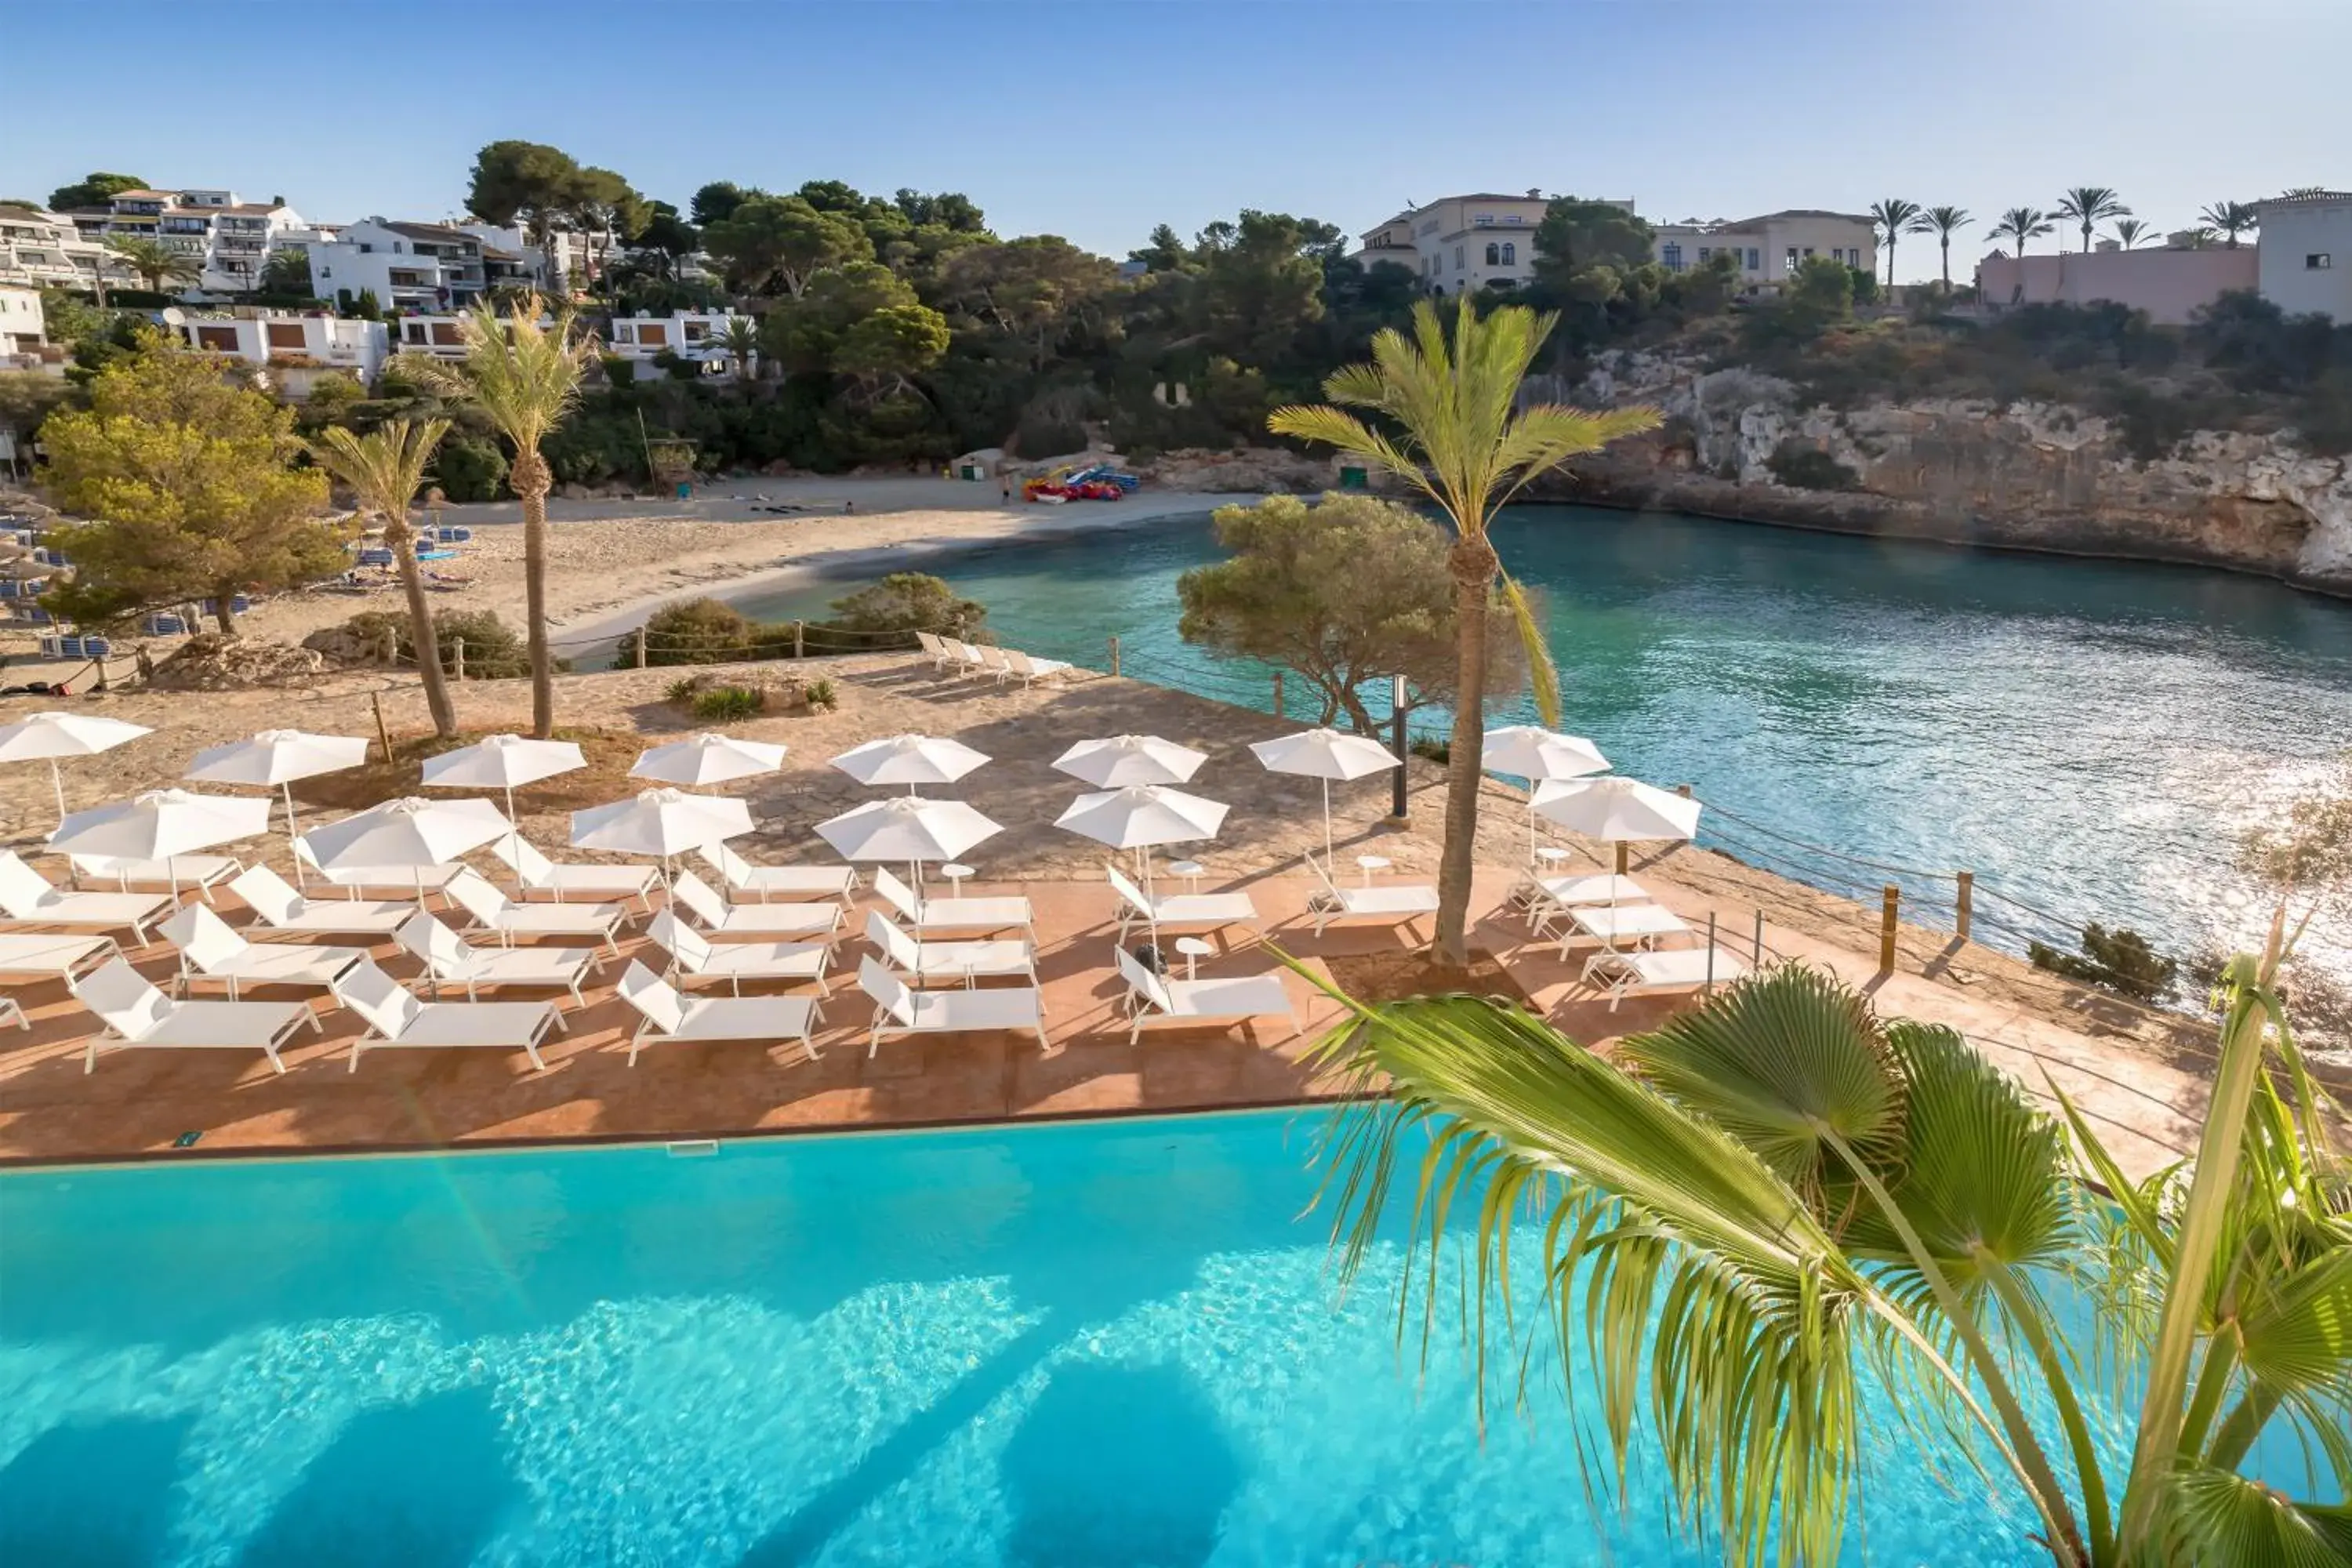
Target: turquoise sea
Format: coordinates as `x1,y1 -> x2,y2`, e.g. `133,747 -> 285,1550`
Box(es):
3,1109 -> 2131,1566
736,505 -> 2352,969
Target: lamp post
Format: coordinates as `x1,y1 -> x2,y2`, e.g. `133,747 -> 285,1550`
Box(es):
1388,674 -> 1410,822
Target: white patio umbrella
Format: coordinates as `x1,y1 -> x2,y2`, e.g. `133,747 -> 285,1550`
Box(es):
1052,734 -> 1206,789
829,733 -> 989,796
1534,775 -> 1700,885
628,733 -> 787,788
815,794 -> 1001,892
48,789 -> 270,898
1483,724 -> 1610,863
0,711 -> 152,826
569,787 -> 754,880
184,729 -> 371,888
1247,727 -> 1400,862
1054,784 -> 1229,913
420,733 -> 586,873
300,795 -> 513,900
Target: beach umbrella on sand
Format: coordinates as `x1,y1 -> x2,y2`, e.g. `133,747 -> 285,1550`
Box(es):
185,729 -> 371,888
815,795 -> 1001,894
421,734 -> 586,873
1054,784 -> 1228,906
570,787 -> 753,880
629,733 -> 786,788
1247,728 -> 1399,864
829,733 -> 989,796
301,796 -> 512,901
48,789 -> 270,898
1483,725 -> 1610,863
0,711 -> 152,826
1534,776 -> 1700,880
1052,735 -> 1206,789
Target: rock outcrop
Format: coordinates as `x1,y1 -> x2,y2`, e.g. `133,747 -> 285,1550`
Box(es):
148,634 -> 328,689
1138,447 -> 1334,494
1546,353 -> 2352,594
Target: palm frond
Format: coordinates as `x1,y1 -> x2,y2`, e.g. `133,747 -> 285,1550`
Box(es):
2148,1463 -> 2352,1567
1496,571 -> 1559,728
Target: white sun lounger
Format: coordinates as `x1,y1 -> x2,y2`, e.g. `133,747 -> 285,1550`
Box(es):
293,837 -> 465,900
331,957 -> 566,1073
68,852 -> 243,904
616,960 -> 819,1066
1001,648 -> 1070,687
161,902 -> 365,1000
70,957 -> 322,1074
1581,946 -> 1751,1011
0,931 -> 121,989
915,630 -> 956,673
1520,873 -> 1653,934
873,867 -> 1033,938
445,868 -> 630,954
396,910 -> 599,1004
0,994 -> 23,1031
668,869 -> 841,940
865,909 -> 1037,988
1552,902 -> 1690,960
696,842 -> 858,906
1304,853 -> 1439,937
857,956 -> 1047,1056
230,864 -> 413,938
488,835 -> 661,909
645,910 -> 830,996
938,637 -> 989,677
0,851 -> 175,945
1114,947 -> 1297,1044
974,644 -> 1017,682
1104,865 -> 1258,945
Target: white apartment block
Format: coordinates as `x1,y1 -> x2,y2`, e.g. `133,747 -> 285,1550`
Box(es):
302,219 -> 499,313
171,310 -> 390,383
2254,190 -> 2351,323
1652,210 -> 1877,286
62,187 -> 308,296
1353,192 -> 1555,294
0,285 -> 45,362
605,310 -> 755,367
0,205 -> 140,292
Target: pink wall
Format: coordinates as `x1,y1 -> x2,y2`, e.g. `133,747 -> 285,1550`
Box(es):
1975,247 -> 2258,325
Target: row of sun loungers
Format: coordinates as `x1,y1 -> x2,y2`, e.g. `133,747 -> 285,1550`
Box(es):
913,632 -> 1072,687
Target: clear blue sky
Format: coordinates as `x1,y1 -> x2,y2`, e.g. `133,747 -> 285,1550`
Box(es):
5,0 -> 2343,281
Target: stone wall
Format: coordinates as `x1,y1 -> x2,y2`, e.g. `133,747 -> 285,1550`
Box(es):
1537,353 -> 2352,593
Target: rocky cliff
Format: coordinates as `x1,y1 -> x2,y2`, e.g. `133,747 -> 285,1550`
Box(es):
1544,354 -> 2352,595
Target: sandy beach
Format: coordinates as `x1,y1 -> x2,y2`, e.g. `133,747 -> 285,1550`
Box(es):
209,477 -> 1262,655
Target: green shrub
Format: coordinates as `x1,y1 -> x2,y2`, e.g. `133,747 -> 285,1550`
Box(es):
619,597 -> 751,666
664,674 -> 701,703
2028,922 -> 2178,1004
433,434 -> 508,503
1409,735 -> 1450,764
813,572 -> 986,653
805,677 -> 838,711
1763,439 -> 1862,492
690,684 -> 762,721
336,608 -> 531,678
601,354 -> 637,388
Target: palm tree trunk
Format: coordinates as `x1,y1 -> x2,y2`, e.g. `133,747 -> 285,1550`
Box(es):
209,590 -> 237,636
510,447 -> 556,737
389,517 -> 458,738
1436,537 -> 1499,965
1940,238 -> 1951,290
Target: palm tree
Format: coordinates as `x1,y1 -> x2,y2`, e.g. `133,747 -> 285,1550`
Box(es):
1268,299 -> 1659,964
400,292 -> 593,738
713,315 -> 760,380
1867,198 -> 1922,287
103,234 -> 199,295
1907,205 -> 1972,289
2056,187 -> 2130,254
1991,206 -> 2056,260
1302,921 -> 2349,1567
307,419 -> 460,738
2278,186 -> 2331,200
2111,218 -> 2159,249
2199,201 -> 2259,248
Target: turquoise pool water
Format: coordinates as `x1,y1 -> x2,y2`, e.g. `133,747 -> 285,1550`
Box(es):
2,1109 -> 2086,1566
741,506 -> 2352,970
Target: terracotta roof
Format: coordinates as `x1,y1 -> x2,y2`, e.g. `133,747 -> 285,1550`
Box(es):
383,220 -> 475,243
0,205 -> 51,223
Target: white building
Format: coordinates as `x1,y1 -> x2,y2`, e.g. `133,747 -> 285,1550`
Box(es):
0,205 -> 140,292
62,187 -> 308,296
171,309 -> 391,385
1651,210 -> 1877,287
1351,192 -> 1565,294
302,219 -> 495,313
0,285 -> 45,363
604,310 -> 755,368
2254,191 -> 2351,323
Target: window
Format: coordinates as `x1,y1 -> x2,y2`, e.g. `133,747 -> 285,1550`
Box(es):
194,325 -> 238,351
1803,247 -> 1815,258
1484,241 -> 1499,265
265,322 -> 305,350
1661,242 -> 1682,271
1830,248 -> 1844,264
1454,245 -> 1464,267
1785,247 -> 1799,271
1697,247 -> 1711,263
2310,253 -> 2335,270
1501,241 -> 1515,264
1747,248 -> 1760,270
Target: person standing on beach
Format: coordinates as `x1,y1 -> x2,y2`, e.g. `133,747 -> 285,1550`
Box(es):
1000,474 -> 1013,504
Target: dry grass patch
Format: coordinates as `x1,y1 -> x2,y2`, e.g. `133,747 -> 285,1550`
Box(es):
291,727 -> 645,814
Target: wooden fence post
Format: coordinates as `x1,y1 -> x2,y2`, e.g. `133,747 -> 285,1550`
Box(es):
1880,884 -> 1900,972
793,619 -> 805,660
369,689 -> 394,761
1955,870 -> 1973,942
1272,670 -> 1283,718
1108,635 -> 1121,678
635,626 -> 648,669
452,639 -> 465,681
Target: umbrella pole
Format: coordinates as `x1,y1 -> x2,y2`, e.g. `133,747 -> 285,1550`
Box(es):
505,786 -> 522,894
1322,778 -> 1333,868
281,781 -> 307,889
49,759 -> 64,829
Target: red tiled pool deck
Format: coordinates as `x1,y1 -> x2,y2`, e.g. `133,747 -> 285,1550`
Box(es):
0,866 -> 2209,1179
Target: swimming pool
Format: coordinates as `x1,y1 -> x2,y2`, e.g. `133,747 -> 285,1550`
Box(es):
2,1109 -> 2081,1566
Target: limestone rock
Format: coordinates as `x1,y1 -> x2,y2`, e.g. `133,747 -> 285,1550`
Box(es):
149,634 -> 327,690
665,667 -> 828,713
